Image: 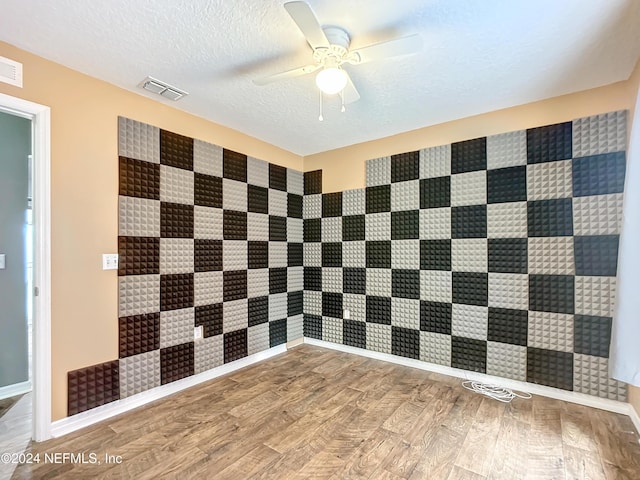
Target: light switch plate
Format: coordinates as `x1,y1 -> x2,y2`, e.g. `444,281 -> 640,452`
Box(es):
194,326 -> 203,340
102,254 -> 119,270
343,309 -> 351,320
0,254 -> 5,269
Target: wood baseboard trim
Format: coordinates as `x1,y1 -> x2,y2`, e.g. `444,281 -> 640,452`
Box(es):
0,380 -> 32,401
50,344 -> 288,438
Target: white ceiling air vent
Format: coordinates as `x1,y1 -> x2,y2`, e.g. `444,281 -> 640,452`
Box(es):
0,56 -> 23,88
138,76 -> 188,101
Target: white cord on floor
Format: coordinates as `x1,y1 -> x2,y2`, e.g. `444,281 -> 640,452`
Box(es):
462,380 -> 532,403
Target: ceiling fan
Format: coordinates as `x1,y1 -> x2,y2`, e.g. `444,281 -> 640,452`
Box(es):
254,1 -> 423,111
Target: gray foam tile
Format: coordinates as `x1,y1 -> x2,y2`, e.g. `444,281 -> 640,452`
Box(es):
575,276 -> 616,317
452,304 -> 488,340
304,290 -> 322,316
452,239 -> 487,272
391,240 -> 420,269
528,237 -> 574,275
322,316 -> 344,344
527,160 -> 572,200
367,323 -> 392,354
195,334 -> 224,373
287,218 -> 303,243
527,311 -> 574,352
287,314 -> 304,341
287,169 -> 304,195
303,194 -> 322,219
224,299 -> 248,333
322,267 -> 343,293
420,145 -> 451,179
119,274 -> 160,317
287,266 -> 304,292
451,171 -> 487,207
193,139 -> 223,177
366,268 -> 392,297
269,293 -> 288,321
391,298 -> 420,330
366,157 -> 391,186
420,270 -> 452,302
573,110 -> 627,158
160,238 -> 194,274
247,212 -> 269,241
486,341 -> 526,381
574,354 -> 626,401
343,293 -> 366,322
248,323 -> 270,355
321,217 -> 342,242
119,196 -> 161,237
365,212 -> 391,241
419,331 -> 451,366
118,117 -> 160,163
303,243 -> 321,267
343,189 -> 366,216
194,206 -> 223,240
222,178 -> 247,211
194,271 -> 223,306
119,350 -> 161,398
247,156 -> 269,188
488,273 -> 528,310
269,189 -> 288,217
573,193 -> 623,236
487,202 -> 528,238
343,241 -> 366,268
420,207 -> 451,239
224,240 -> 248,270
160,307 -> 195,348
269,241 -> 288,268
160,165 -> 194,205
391,180 -> 420,211
248,269 -> 270,297
486,130 -> 527,170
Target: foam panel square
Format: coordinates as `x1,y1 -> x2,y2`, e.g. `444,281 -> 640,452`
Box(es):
574,314 -> 611,358
573,354 -> 626,401
248,296 -> 269,326
488,273 -> 528,310
304,266 -> 321,291
288,218 -> 303,243
161,130 -> 193,171
575,276 -> 616,317
195,335 -> 224,374
343,319 -> 367,348
119,274 -> 160,317
269,318 -> 287,347
420,331 -> 451,366
391,269 -> 420,300
223,270 -> 248,301
391,210 -> 419,240
452,303 -> 488,340
487,202 -> 528,238
248,241 -> 268,270
366,268 -> 392,297
194,271 -> 223,306
160,342 -> 194,385
303,194 -> 322,219
287,266 -> 304,292
321,217 -> 342,242
366,240 -> 391,269
487,307 -> 528,346
528,237 -> 574,275
159,238 -> 193,274
342,215 -> 365,242
322,291 -> 343,318
248,185 -> 268,214
223,329 -> 248,363
304,170 -> 322,195
366,185 -> 391,213
342,188 -> 366,216
160,307 -> 195,348
343,241 -> 366,267
527,198 -> 573,237
269,189 -> 288,217
193,139 -> 222,177
574,235 -> 619,276
303,243 -> 321,267
529,274 -> 574,314
451,336 -> 487,373
572,152 -> 626,197
420,144 -> 451,179
391,151 -> 420,183
245,156 -> 268,188
287,168 -> 304,196
488,238 -> 527,273
451,137 -> 487,174
526,122 -> 572,164
366,323 -> 392,354
526,160 -> 572,200
119,313 -> 160,358
68,360 -> 120,416
287,314 -> 304,342
222,149 -> 247,182
526,347 -> 573,390
451,205 -> 487,239
119,157 -> 160,200
486,342 -> 526,381
303,218 -> 321,243
487,166 -> 527,204
322,267 -> 343,293
304,314 -> 323,339
269,267 -> 288,294
269,163 -> 287,192
194,206 -> 223,240
527,311 -> 573,352
118,236 -> 160,276
268,293 -> 288,321
322,192 -> 343,217
451,171 -> 486,207
195,303 -> 223,337
486,130 -> 527,170
391,180 -> 420,211
118,117 -> 160,164
452,272 -> 488,306
119,196 -> 161,237
222,210 -> 248,241
159,274 -> 194,315
420,300 -> 452,334
366,295 -> 392,324
288,193 -> 303,219
573,193 -> 623,236
419,207 -> 451,239
287,291 -> 304,317
160,165 -> 194,205
194,173 -> 222,208
420,270 -> 452,303
321,242 -> 342,267
119,350 -> 161,398
573,111 -> 627,158
269,215 -> 287,242
343,293 -> 366,321
161,202 -> 194,238
420,176 -> 450,209
452,239 -> 487,272
391,239 -> 420,269
391,326 -> 420,359
268,241 -> 288,268
366,156 -> 391,186
322,316 -> 344,344
304,290 -> 322,316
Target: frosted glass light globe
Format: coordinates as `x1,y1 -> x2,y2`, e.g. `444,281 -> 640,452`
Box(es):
315,67 -> 348,95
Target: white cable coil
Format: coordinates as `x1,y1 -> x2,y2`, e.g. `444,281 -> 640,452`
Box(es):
462,380 -> 532,403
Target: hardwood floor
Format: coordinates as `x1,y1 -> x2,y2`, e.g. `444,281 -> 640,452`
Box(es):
12,345 -> 640,479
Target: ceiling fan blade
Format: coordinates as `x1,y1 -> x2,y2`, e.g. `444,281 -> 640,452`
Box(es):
343,72 -> 360,104
284,1 -> 330,50
253,64 -> 320,86
351,34 -> 423,64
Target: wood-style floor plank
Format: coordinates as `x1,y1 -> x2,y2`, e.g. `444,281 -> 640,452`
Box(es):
8,345 -> 640,479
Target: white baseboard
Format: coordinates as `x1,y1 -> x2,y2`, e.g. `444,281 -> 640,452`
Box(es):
303,338 -> 632,416
0,380 -> 32,400
50,344 -> 287,438
628,403 -> 640,438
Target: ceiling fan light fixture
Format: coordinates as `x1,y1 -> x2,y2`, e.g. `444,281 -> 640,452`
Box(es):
315,67 -> 347,95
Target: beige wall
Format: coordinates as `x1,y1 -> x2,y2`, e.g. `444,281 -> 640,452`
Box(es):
0,41 -> 303,421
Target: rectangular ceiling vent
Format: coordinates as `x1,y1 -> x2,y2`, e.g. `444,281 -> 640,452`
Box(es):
0,55 -> 23,88
138,76 -> 188,101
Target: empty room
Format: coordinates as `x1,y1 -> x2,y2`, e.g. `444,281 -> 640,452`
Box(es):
1,0 -> 640,478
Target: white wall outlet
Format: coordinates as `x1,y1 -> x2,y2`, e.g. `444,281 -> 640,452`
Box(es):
194,325 -> 203,340
102,254 -> 119,270
0,254 -> 5,270
343,309 -> 351,320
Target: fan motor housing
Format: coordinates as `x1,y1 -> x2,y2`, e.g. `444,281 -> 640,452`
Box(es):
313,26 -> 351,66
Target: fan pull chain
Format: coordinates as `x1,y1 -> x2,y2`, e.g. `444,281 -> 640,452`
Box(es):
318,91 -> 324,121
340,90 -> 346,113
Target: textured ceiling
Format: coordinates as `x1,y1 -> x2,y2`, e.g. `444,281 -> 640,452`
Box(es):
1,0 -> 639,156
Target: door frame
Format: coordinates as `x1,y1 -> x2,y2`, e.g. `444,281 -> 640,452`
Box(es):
0,92 -> 51,441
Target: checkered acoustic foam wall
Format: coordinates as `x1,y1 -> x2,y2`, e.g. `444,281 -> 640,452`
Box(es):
68,117 -> 304,415
303,110 -> 628,401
